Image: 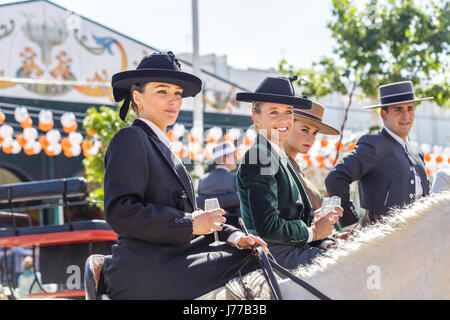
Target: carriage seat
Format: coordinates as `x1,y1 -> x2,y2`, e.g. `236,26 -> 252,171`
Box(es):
84,254 -> 110,300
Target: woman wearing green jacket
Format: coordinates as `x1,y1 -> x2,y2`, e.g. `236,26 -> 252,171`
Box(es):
236,76 -> 343,269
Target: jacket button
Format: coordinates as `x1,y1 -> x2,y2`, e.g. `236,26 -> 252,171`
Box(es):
410,179 -> 414,184
409,193 -> 414,199
175,218 -> 180,223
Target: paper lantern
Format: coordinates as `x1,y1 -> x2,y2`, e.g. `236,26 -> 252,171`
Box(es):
63,148 -> 73,157
61,112 -> 78,134
86,129 -> 97,136
302,154 -> 311,161
23,127 -> 38,141
46,129 -> 61,144
347,142 -> 356,151
38,135 -> 50,149
45,143 -> 62,156
20,116 -> 33,129
81,139 -> 94,153
0,111 -> 5,125
16,134 -> 27,147
316,155 -> 325,163
68,132 -> 83,145
172,124 -> 185,139
320,138 -> 328,148
424,153 -> 431,162
335,141 -> 344,151
11,141 -> 21,154
245,128 -> 257,140
0,124 -> 13,138
14,107 -> 28,123
71,144 -> 81,157
61,137 -> 72,151
228,128 -> 242,140
222,134 -> 233,143
2,142 -> 13,154
15,107 -> 32,129
23,141 -> 35,156
189,126 -> 203,143
435,155 -> 443,164
38,110 -> 54,132
167,130 -> 176,142
33,141 -> 41,155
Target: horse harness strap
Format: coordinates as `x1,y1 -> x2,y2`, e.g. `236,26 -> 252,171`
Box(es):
254,247 -> 331,300
266,254 -> 332,300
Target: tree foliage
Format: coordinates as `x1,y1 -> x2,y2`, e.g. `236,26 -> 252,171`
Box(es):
82,105 -> 136,205
279,0 -> 449,107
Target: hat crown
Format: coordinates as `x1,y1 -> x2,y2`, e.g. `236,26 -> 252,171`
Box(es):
254,77 -> 296,97
379,81 -> 414,98
136,51 -> 181,72
294,101 -> 324,121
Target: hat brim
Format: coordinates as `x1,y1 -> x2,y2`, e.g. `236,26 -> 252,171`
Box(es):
236,92 -> 312,109
293,114 -> 340,135
112,69 -> 202,99
361,97 -> 433,109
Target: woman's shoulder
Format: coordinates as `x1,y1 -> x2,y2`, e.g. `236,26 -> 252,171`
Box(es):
109,125 -> 148,146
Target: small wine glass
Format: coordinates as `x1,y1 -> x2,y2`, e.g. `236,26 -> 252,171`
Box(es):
329,196 -> 341,222
204,198 -> 225,246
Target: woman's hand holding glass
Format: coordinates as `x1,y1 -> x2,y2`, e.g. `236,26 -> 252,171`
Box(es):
192,208 -> 226,235
311,206 -> 343,241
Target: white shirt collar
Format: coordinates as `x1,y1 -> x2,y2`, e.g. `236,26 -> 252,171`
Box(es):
384,126 -> 408,150
267,139 -> 287,159
138,118 -> 170,147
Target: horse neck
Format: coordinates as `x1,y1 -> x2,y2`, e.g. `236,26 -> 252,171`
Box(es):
280,195 -> 450,299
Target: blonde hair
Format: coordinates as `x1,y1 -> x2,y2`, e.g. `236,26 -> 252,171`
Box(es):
251,102 -> 262,133
23,256 -> 33,271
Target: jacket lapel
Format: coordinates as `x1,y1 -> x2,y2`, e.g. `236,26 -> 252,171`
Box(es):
133,119 -> 196,209
257,134 -> 312,221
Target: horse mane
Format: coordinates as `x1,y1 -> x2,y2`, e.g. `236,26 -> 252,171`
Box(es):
293,192 -> 450,279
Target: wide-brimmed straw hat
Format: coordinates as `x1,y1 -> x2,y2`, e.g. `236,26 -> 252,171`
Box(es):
293,99 -> 339,135
236,76 -> 312,109
362,81 -> 433,109
112,51 -> 202,120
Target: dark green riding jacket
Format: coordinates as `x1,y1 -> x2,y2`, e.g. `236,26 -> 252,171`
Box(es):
237,134 -> 315,246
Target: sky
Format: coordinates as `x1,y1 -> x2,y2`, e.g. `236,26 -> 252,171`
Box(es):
0,0 -> 337,71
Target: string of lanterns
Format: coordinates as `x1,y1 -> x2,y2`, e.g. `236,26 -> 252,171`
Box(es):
0,106 -> 448,178
0,106 -> 99,157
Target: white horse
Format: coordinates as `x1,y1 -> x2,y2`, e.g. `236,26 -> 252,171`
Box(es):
198,192 -> 450,300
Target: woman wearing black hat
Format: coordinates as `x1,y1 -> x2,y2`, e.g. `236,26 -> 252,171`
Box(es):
104,51 -> 268,299
236,77 -> 342,269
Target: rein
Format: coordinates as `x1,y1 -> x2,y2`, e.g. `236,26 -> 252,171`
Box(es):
235,218 -> 331,300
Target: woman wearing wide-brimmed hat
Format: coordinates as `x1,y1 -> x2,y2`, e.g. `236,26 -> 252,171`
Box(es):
284,99 -> 339,212
103,51 -> 267,299
325,81 -> 432,227
236,76 -> 343,270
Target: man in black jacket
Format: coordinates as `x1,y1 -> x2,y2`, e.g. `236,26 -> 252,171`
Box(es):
197,141 -> 241,228
325,81 -> 431,227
